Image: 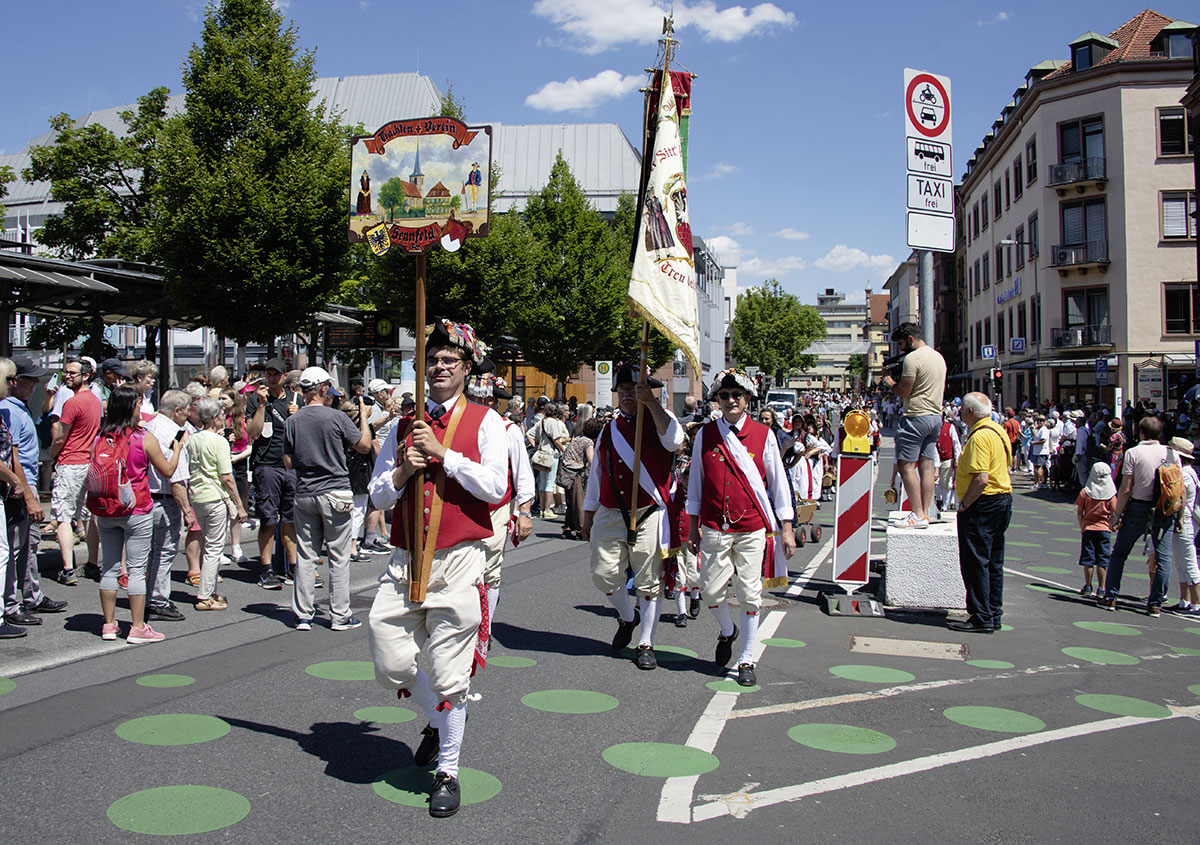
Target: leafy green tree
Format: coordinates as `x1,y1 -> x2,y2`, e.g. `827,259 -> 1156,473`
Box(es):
151,0 -> 350,345
439,83 -> 466,121
729,280 -> 826,381
25,316 -> 118,360
378,177 -> 407,221
22,88 -> 169,261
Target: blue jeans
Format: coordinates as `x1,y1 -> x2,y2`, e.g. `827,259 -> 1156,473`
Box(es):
1078,530 -> 1110,569
1104,499 -> 1174,607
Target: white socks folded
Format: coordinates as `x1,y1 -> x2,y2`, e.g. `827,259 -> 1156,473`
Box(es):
738,611 -> 760,666
437,701 -> 467,778
637,596 -> 660,647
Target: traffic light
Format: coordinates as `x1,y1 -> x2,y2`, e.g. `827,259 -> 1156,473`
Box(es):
991,367 -> 1003,387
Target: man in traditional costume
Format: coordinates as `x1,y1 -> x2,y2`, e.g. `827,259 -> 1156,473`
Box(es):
581,362 -> 684,670
368,319 -> 508,818
687,368 -> 795,687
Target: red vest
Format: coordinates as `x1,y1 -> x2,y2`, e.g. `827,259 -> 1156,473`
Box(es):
488,419 -> 516,514
390,398 -> 494,552
596,414 -> 674,512
698,417 -> 769,534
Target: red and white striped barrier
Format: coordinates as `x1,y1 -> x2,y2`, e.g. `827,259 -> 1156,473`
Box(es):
832,454 -> 873,592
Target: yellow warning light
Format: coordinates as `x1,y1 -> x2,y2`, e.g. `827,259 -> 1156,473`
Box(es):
841,410 -> 871,455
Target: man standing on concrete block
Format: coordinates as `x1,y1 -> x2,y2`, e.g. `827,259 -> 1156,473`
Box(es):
883,322 -> 946,529
951,392 -> 1012,633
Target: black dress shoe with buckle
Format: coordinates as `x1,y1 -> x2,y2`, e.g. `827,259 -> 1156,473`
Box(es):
946,619 -> 994,634
635,644 -> 657,670
413,723 -> 440,767
715,624 -> 739,665
674,614 -> 687,628
737,663 -> 757,687
428,771 -> 460,818
611,609 -> 640,651
689,596 -> 701,619
4,610 -> 41,626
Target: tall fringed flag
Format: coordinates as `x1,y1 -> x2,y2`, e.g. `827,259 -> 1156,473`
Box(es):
628,73 -> 701,378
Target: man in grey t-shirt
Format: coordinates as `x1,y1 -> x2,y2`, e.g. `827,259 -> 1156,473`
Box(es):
883,322 -> 947,528
283,367 -> 372,630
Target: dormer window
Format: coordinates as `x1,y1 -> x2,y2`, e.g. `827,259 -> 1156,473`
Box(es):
1070,32 -> 1117,71
1152,21 -> 1196,58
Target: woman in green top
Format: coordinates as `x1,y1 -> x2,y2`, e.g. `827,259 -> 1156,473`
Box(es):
186,397 -> 247,610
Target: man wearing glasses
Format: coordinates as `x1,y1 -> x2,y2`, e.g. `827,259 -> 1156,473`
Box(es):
48,359 -> 102,585
581,361 -> 684,671
367,318 -> 508,818
687,368 -> 795,687
246,357 -> 299,589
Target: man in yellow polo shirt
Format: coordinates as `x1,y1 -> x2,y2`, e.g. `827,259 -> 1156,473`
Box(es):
951,392 -> 1013,633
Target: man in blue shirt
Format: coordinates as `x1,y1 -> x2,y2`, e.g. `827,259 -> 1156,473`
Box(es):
3,356 -> 67,626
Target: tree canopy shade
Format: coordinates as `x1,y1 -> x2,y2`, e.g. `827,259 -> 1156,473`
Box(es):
151,0 -> 350,345
22,88 -> 169,262
728,280 -> 826,379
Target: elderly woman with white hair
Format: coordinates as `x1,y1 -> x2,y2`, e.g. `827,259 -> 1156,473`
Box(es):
185,397 -> 247,610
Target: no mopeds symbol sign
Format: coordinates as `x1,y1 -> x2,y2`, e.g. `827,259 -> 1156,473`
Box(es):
904,69 -> 952,141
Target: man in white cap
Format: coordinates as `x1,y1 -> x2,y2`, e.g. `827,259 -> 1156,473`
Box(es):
466,372 -> 534,637
283,366 -> 372,630
368,318 -> 508,818
686,368 -> 795,687
581,361 -> 684,671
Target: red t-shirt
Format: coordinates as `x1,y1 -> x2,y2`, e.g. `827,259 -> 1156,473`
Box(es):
57,389 -> 103,466
1075,491 -> 1115,533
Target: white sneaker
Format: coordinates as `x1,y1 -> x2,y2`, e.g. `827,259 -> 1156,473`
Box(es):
902,514 -> 930,529
231,549 -> 250,564
219,554 -> 232,567
295,619 -> 312,631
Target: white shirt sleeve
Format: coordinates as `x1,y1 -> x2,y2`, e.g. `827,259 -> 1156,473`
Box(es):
658,411 -> 684,451
685,430 -> 706,516
763,430 -> 795,523
369,422 -> 404,510
508,422 -> 536,507
951,425 -> 962,459
583,425 -> 607,512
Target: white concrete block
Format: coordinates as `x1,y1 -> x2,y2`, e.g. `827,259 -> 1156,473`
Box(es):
883,519 -> 966,609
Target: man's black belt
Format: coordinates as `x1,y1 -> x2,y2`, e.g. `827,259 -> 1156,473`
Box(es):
150,493 -> 172,500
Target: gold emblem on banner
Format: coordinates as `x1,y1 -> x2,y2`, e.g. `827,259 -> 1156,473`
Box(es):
365,223 -> 391,256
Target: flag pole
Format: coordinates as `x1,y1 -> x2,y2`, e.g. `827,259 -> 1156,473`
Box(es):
628,320 -> 651,543
410,252 -> 428,602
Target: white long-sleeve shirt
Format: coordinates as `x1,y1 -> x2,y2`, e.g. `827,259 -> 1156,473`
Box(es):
685,414 -> 794,523
505,419 -> 536,508
369,394 -> 508,510
582,411 -> 684,512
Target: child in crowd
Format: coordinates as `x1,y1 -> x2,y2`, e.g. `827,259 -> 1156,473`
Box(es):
1076,461 -> 1116,598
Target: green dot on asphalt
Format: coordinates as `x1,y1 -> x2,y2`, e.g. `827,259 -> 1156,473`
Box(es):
1029,530 -> 1050,535
1046,551 -> 1073,556
707,679 -> 761,693
1189,684 -> 1200,696
1008,523 -> 1028,528
829,665 -> 915,684
1027,584 -> 1065,593
1075,694 -> 1172,719
1051,537 -> 1076,543
136,674 -> 196,688
999,623 -> 1014,631
1029,566 -> 1072,574
1044,520 -> 1076,526
1172,647 -> 1200,656
1073,621 -> 1141,636
1187,627 -> 1200,636
305,661 -> 375,681
966,659 -> 1015,669
487,655 -> 537,668
602,742 -> 720,776
373,766 -> 501,807
654,645 -> 700,662
761,637 -> 806,648
1009,541 -> 1041,547
943,705 -> 1045,733
354,706 -> 417,724
116,714 -> 231,746
108,786 -> 249,835
0,677 -> 14,696
1013,509 -> 1038,514
787,723 -> 897,754
1062,647 -> 1140,665
521,690 -> 619,714
1126,572 -> 1151,581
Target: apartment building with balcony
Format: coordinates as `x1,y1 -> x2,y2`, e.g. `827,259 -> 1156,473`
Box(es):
788,288 -> 869,392
958,10 -> 1197,409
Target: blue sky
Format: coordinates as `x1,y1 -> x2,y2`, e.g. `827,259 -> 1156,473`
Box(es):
2,1 -> 1172,306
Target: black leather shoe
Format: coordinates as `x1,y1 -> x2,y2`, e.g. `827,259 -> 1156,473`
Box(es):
25,597 -> 67,614
0,621 -> 27,639
674,614 -> 688,628
946,619 -> 994,634
611,609 -> 640,651
147,603 -> 186,622
635,644 -> 657,670
428,771 -> 460,818
737,663 -> 757,687
413,723 -> 440,767
689,596 -> 701,619
715,624 -> 738,665
4,610 -> 41,626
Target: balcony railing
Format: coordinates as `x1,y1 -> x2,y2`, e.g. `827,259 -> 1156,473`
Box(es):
1050,239 -> 1109,268
1050,324 -> 1112,348
1048,157 -> 1106,187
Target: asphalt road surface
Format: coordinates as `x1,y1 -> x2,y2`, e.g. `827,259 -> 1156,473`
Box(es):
2,440 -> 1198,843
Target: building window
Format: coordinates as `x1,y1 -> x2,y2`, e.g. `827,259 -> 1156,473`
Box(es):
973,203 -> 980,238
994,246 -> 1004,281
1005,170 -> 1011,208
1015,224 -> 1026,268
982,195 -> 989,230
1017,302 -> 1027,342
1013,155 -> 1023,199
1158,107 -> 1195,157
1061,198 -> 1106,245
1008,306 -> 1014,341
974,259 -> 981,294
1059,116 -> 1104,165
993,182 -> 1002,220
1162,191 -> 1197,239
1164,283 -> 1200,334
998,311 -> 1006,351
1065,287 -> 1109,333
982,254 -> 990,288
984,318 -> 991,347
1028,211 -> 1039,256
1032,294 -> 1041,346
1026,137 -> 1037,185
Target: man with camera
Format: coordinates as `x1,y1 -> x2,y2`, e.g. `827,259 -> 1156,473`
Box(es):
883,322 -> 947,529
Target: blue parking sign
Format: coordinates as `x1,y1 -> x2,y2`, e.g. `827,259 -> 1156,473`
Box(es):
1096,358 -> 1108,386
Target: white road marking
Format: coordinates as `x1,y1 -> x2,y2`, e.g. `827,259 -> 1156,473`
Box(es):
691,706 -> 1200,821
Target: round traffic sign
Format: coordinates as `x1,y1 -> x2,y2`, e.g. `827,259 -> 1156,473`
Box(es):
906,74 -> 950,139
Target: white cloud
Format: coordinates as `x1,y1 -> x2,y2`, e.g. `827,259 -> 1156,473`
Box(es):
703,234 -> 748,266
726,221 -> 754,236
743,255 -> 807,278
532,0 -> 796,54
977,11 -> 1011,26
696,162 -> 739,180
771,228 -> 810,241
815,244 -> 894,273
525,70 -> 642,111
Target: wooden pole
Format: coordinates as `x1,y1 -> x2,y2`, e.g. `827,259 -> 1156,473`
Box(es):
410,252 -> 428,602
628,320 -> 651,542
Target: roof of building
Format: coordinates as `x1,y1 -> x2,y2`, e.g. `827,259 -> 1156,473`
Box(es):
427,181 -> 450,197
869,293 -> 889,325
1047,9 -> 1177,78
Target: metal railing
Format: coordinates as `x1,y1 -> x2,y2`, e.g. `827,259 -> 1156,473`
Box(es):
1048,157 -> 1106,186
1050,239 -> 1109,267
1050,324 -> 1112,348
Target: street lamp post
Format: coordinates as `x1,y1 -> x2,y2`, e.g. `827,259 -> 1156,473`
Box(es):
1000,238 -> 1039,406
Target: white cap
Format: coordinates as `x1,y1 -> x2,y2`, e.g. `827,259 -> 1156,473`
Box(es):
299,366 -> 332,389
368,378 -> 390,394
